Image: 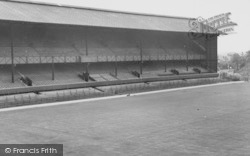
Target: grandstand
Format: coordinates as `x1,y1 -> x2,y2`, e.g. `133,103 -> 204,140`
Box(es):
0,0 -> 219,95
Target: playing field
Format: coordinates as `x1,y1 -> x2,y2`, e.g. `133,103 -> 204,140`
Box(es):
0,82 -> 250,156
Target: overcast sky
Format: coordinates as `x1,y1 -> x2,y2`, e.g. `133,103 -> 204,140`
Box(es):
31,0 -> 250,56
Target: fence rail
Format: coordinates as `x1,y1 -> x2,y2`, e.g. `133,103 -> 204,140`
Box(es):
0,54 -> 206,64
0,73 -> 219,96
0,77 -> 226,109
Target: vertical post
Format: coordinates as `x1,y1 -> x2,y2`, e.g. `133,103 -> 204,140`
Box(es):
115,56 -> 118,77
84,62 -> 90,82
200,53 -> 202,68
185,45 -> 189,71
140,41 -> 143,75
52,56 -> 55,80
86,63 -> 89,74
10,23 -> 15,83
84,29 -> 90,75
214,36 -> 218,72
85,28 -> 88,56
206,35 -> 210,71
172,55 -> 174,69
165,54 -> 167,72
78,56 -> 81,64
208,35 -> 217,72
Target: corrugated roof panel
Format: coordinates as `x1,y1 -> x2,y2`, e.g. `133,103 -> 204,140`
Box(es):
0,1 -> 193,32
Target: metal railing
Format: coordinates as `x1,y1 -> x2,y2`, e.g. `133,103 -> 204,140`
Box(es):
0,54 -> 206,64
0,77 -> 227,109
0,73 -> 219,96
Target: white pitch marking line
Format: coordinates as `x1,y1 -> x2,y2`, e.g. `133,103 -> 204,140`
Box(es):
0,81 -> 245,112
0,94 -> 127,112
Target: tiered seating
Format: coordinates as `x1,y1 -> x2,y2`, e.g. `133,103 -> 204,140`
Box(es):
117,62 -> 140,72
88,62 -> 115,74
0,26 -> 206,60
0,47 -> 11,57
32,41 -> 79,56
54,64 -> 83,82
88,39 -> 114,56
158,32 -> 206,57
13,41 -> 39,57
16,68 -> 51,86
0,66 -> 25,88
0,24 -> 211,90
90,74 -> 107,82
168,64 -> 209,74
80,31 -> 140,57
102,33 -> 140,56
142,61 -> 165,72
141,36 -> 165,56
141,72 -> 158,78
0,63 -> 208,89
191,66 -> 208,73
117,73 -> 138,80
15,64 -> 83,86
142,61 -> 208,76
0,27 -> 11,57
100,74 -> 118,81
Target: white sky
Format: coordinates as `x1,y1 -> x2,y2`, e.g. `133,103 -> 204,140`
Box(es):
32,0 -> 250,56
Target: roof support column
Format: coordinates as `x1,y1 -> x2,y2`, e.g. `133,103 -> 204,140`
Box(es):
185,45 -> 189,71
85,63 -> 89,74
9,23 -> 15,83
165,54 -> 167,72
115,56 -> 118,77
140,41 -> 143,75
205,35 -> 210,71
52,56 -> 55,80
85,28 -> 88,56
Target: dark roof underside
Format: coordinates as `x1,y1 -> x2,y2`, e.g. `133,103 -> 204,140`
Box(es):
0,0 -> 197,32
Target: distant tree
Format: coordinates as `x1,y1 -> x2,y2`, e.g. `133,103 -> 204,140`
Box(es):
219,51 -> 250,71
228,53 -> 241,70
246,50 -> 250,62
239,52 -> 247,68
218,55 -> 229,70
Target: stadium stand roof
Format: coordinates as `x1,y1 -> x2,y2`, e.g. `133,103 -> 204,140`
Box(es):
0,0 -> 206,33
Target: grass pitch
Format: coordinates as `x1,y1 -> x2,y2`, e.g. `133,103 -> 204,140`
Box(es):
0,82 -> 249,156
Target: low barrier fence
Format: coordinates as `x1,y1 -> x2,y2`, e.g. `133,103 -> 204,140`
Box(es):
0,77 -> 228,109
0,73 -> 219,96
